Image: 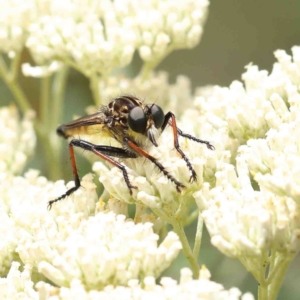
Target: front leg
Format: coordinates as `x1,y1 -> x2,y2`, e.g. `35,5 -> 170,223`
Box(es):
176,127 -> 215,150
161,112 -> 214,182
48,140 -> 137,209
123,137 -> 185,192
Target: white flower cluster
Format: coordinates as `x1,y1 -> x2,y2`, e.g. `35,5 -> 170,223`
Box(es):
0,262 -> 38,299
0,206 -> 18,276
22,0 -> 209,77
195,162 -> 300,258
0,0 -> 35,56
117,0 -> 209,62
240,121 -> 300,204
183,47 -> 300,161
98,71 -> 193,117
18,211 -> 181,289
99,199 -> 166,236
193,48 -> 300,257
1,167 -> 181,290
6,171 -> 98,218
36,267 -> 254,300
26,13 -> 136,77
0,105 -> 36,175
93,126 -> 217,210
0,170 -> 97,274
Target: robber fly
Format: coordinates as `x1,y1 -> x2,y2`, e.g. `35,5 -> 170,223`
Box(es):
48,95 -> 214,209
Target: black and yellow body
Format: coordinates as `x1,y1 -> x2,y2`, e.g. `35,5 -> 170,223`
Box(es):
48,95 -> 214,209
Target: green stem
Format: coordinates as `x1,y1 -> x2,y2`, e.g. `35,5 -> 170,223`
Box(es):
40,76 -> 51,128
243,251 -> 293,300
240,257 -> 267,300
90,75 -> 101,106
193,213 -> 203,258
240,255 -> 267,283
51,66 -> 69,133
172,218 -> 199,278
183,209 -> 199,227
39,67 -> 69,180
8,80 -> 31,112
65,58 -> 85,74
268,254 -> 292,300
0,54 -> 31,113
10,52 -> 21,82
256,255 -> 269,300
48,66 -> 70,180
39,75 -> 61,179
151,207 -> 173,224
0,53 -> 66,181
258,282 -> 268,300
266,252 -> 284,285
0,54 -> 9,75
139,62 -> 155,82
39,133 -> 62,180
139,46 -> 174,82
152,204 -> 199,278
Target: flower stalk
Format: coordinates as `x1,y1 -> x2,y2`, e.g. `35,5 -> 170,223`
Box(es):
152,206 -> 202,279
0,54 -> 31,113
193,213 -> 203,258
172,217 -> 200,279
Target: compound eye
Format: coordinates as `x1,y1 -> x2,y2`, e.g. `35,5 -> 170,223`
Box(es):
128,106 -> 147,133
149,104 -> 164,128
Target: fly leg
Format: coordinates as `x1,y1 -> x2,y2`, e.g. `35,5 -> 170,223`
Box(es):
161,112 -> 214,182
124,137 -> 185,192
48,140 -> 137,209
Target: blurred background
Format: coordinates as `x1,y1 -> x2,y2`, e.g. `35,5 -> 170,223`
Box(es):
1,0 -> 300,298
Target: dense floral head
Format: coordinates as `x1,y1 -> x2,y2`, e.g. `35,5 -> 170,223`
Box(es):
0,106 -> 35,175
93,126 -> 217,211
0,0 -> 207,78
35,267 -> 254,300
195,161 -> 300,258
